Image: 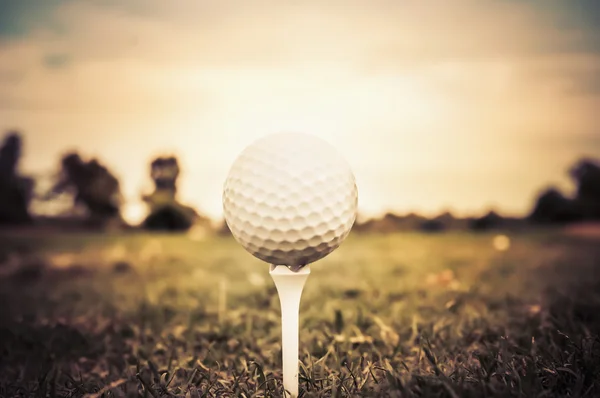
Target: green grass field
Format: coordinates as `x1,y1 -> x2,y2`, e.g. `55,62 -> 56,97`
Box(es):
0,230 -> 599,397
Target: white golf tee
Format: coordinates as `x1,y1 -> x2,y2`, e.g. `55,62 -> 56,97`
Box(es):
269,264 -> 311,398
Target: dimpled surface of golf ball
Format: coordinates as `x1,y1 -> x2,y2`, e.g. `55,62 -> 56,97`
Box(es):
223,132 -> 358,267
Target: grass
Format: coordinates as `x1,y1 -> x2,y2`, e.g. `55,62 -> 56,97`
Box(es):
0,229 -> 599,397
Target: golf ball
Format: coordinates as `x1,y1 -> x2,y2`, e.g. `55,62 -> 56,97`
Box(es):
222,132 -> 358,267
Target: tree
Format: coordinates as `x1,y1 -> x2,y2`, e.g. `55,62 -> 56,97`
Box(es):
143,156 -> 180,208
0,131 -> 34,225
570,158 -> 600,220
419,212 -> 456,233
529,188 -> 581,224
151,156 -> 179,194
419,218 -> 445,233
48,152 -> 122,224
0,132 -> 21,177
469,210 -> 504,231
141,156 -> 199,231
143,205 -> 196,231
528,157 -> 600,224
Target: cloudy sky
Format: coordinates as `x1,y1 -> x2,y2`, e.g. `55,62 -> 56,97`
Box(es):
1,0 -> 599,223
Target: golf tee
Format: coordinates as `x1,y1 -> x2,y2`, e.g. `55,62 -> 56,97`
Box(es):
269,264 -> 311,398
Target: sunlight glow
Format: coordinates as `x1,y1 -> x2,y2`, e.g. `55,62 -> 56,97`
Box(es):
493,235 -> 511,252
122,202 -> 147,226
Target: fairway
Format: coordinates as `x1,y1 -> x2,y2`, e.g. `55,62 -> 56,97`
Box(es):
0,230 -> 599,397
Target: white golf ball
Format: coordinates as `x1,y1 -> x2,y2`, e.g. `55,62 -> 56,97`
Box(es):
222,132 -> 358,267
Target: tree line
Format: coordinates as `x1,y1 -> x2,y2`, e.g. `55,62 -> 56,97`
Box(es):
353,157 -> 600,233
0,131 -> 201,231
0,130 -> 598,232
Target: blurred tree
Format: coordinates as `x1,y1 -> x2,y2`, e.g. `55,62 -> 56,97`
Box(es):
151,156 -> 179,193
419,211 -> 455,233
47,152 -> 122,225
143,156 -> 180,208
143,205 -> 196,231
570,158 -> 600,220
0,131 -> 34,224
529,158 -> 600,224
353,212 -> 432,233
0,132 -> 21,176
529,188 -> 581,224
419,218 -> 445,233
141,156 -> 199,231
434,211 -> 456,229
375,213 -> 407,232
470,210 -> 504,231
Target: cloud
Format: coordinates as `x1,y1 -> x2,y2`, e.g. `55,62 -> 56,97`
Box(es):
534,0 -> 600,36
3,0 -> 598,65
0,0 -> 68,39
42,52 -> 72,69
561,70 -> 600,97
519,131 -> 600,170
509,53 -> 600,97
1,0 -> 599,116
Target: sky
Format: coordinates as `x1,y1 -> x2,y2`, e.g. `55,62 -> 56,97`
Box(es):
1,0 -> 599,223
